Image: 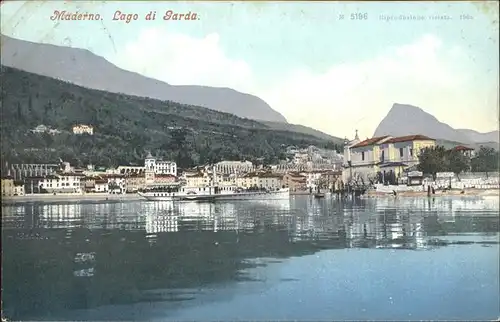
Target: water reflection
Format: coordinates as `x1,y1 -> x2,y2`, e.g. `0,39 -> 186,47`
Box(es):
2,196 -> 498,320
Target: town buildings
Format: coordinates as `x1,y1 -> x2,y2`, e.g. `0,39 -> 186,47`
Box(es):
2,144 -> 349,198
270,145 -> 343,173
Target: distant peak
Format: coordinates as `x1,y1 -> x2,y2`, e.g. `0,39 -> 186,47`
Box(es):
390,103 -> 423,111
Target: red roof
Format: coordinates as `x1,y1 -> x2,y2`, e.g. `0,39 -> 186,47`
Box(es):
351,136 -> 390,148
453,145 -> 474,151
385,135 -> 434,144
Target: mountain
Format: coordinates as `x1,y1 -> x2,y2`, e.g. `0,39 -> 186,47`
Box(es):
455,129 -> 499,144
0,34 -> 287,123
374,103 -> 499,145
0,66 -> 342,168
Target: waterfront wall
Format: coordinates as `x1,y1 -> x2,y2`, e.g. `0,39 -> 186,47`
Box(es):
375,179 -> 499,193
1,193 -> 143,204
374,172 -> 500,193
433,172 -> 499,189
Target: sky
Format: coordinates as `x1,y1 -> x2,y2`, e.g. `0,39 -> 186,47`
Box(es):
1,1 -> 499,139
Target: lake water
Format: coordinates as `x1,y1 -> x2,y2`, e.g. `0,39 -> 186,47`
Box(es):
2,196 -> 499,321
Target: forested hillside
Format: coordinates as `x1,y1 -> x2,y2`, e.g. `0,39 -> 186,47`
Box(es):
0,66 -> 341,168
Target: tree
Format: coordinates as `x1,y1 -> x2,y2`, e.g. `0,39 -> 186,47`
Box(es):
471,146 -> 499,176
447,149 -> 470,179
417,146 -> 449,180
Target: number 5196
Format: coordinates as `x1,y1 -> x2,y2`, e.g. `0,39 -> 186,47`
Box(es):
351,13 -> 368,20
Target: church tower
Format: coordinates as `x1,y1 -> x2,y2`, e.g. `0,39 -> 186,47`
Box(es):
144,152 -> 156,186
144,152 -> 156,172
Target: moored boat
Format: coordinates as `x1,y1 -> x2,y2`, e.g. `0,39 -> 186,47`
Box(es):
138,185 -> 290,202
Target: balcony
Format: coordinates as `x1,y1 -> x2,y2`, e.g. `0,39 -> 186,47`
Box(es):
343,160 -> 378,167
378,156 -> 419,165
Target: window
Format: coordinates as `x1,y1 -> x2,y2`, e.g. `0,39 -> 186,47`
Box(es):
361,152 -> 365,161
399,148 -> 404,158
381,151 -> 385,161
410,148 -> 413,157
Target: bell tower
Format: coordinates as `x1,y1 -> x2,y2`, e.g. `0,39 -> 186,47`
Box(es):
144,152 -> 156,172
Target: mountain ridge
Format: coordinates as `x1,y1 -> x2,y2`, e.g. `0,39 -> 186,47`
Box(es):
0,34 -> 288,123
374,103 -> 499,145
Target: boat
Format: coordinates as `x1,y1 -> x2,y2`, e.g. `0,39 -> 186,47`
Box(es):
138,185 -> 290,202
314,193 -> 325,198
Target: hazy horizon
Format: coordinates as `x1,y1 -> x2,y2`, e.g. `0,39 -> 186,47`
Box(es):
1,1 -> 498,138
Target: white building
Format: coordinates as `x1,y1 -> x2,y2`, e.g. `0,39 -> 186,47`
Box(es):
257,174 -> 283,190
40,173 -> 84,193
302,172 -> 323,189
94,180 -> 109,192
185,173 -> 209,187
48,129 -> 61,135
14,183 -> 25,196
103,174 -> 126,194
72,124 -> 94,135
31,124 -> 49,133
145,153 -> 177,176
29,124 -> 61,135
236,173 -> 259,188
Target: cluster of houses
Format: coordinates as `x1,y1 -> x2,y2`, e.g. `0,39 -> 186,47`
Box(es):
270,145 -> 344,172
1,152 -> 343,197
2,131 -> 480,198
30,124 -> 94,136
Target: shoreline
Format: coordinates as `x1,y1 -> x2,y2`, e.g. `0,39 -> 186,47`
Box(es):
1,193 -> 144,204
365,188 -> 499,198
2,188 -> 498,205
